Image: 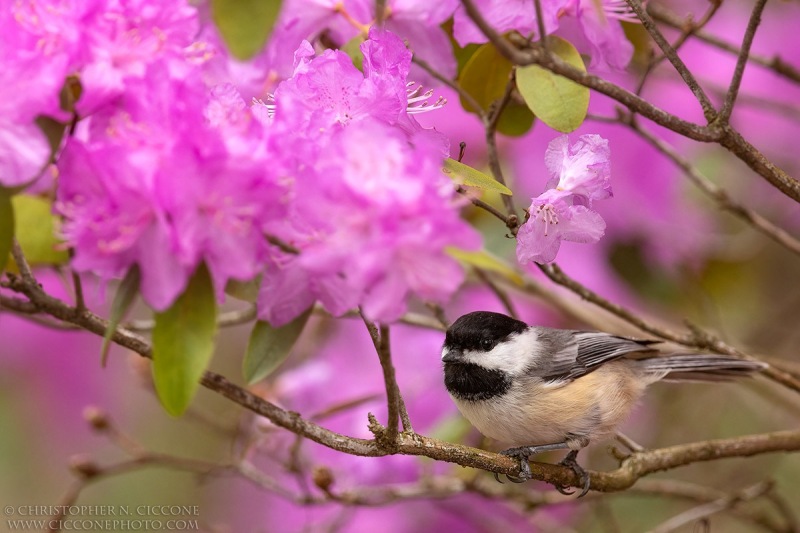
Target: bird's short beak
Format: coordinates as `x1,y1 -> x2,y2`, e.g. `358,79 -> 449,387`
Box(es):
441,348 -> 462,363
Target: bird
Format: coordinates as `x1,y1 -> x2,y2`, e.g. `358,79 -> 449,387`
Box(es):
441,310 -> 766,496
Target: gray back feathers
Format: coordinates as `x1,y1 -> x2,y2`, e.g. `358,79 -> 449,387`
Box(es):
530,327 -> 765,383
532,328 -> 658,382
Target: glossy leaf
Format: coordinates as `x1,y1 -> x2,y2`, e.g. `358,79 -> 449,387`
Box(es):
442,158 -> 513,195
457,42 -> 534,136
516,37 -> 589,133
447,247 -> 524,286
211,0 -> 281,60
0,189 -> 14,273
101,266 -> 141,367
341,35 -> 365,71
458,42 -> 512,113
496,103 -> 536,137
35,116 -> 68,159
9,195 -> 69,270
225,276 -> 261,303
152,264 -> 218,416
243,308 -> 312,384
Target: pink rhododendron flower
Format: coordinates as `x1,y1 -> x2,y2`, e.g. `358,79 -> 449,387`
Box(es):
255,30 -> 475,325
57,64 -> 284,310
259,118 -> 479,325
75,0 -> 200,114
558,0 -> 634,71
545,133 -> 612,203
265,0 -> 457,80
516,188 -> 606,264
517,134 -> 612,264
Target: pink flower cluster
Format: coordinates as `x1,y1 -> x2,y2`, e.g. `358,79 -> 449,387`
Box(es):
2,0 -> 478,323
259,29 -> 479,324
516,134 -> 612,264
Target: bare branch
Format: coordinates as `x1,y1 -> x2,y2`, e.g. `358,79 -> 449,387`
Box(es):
719,0 -> 769,123
457,1 -> 800,203
649,481 -> 774,533
635,0 -> 723,96
621,115 -> 800,256
484,68 -> 519,220
360,315 -> 407,445
650,4 -> 800,85
623,0 -> 717,121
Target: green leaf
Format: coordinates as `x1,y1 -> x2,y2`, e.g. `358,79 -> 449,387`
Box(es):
458,43 -> 513,113
243,308 -> 312,384
225,276 -> 261,303
622,21 -> 652,72
0,189 -> 14,273
341,36 -> 365,72
457,42 -> 535,136
101,266 -> 141,367
447,247 -> 524,286
35,116 -> 68,159
152,264 -> 218,416
10,195 -> 68,270
442,158 -> 513,195
516,37 -> 590,133
496,102 -> 535,137
211,0 -> 282,60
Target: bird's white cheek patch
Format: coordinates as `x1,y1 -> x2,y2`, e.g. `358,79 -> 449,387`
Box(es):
472,328 -> 539,374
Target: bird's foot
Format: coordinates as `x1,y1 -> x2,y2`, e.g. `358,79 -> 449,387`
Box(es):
554,449 -> 591,498
493,443 -> 572,484
494,446 -> 534,483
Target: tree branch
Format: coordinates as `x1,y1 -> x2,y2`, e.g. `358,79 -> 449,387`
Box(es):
649,4 -> 800,85
620,115 -> 800,256
718,0 -> 768,123
623,0 -> 717,121
458,0 -> 800,203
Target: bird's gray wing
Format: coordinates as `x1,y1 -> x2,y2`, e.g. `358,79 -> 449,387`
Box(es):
532,328 -> 658,382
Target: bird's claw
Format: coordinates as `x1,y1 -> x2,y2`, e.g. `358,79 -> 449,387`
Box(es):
555,450 -> 591,498
495,447 -> 533,483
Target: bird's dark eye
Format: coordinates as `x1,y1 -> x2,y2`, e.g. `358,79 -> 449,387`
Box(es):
480,338 -> 494,351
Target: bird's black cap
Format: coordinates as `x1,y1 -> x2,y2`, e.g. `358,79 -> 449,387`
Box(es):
444,311 -> 528,354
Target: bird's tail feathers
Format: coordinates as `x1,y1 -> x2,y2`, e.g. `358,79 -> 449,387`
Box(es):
637,355 -> 767,383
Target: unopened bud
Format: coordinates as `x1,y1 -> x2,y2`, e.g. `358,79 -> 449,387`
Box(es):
312,466 -> 334,492
69,454 -> 100,478
82,406 -> 109,431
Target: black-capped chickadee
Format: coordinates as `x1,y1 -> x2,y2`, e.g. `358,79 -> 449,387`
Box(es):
441,311 -> 766,496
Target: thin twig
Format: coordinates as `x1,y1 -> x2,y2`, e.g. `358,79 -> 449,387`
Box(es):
623,0 -> 716,122
718,0 -> 769,123
484,69 -> 519,221
456,185 -> 513,226
622,115 -> 800,256
11,239 -> 35,282
537,263 -> 689,343
636,0 -> 723,96
648,481 -> 774,533
359,314 -> 405,445
532,0 -> 548,48
473,268 -> 518,319
458,7 -> 800,204
649,4 -> 800,85
265,233 -> 300,255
